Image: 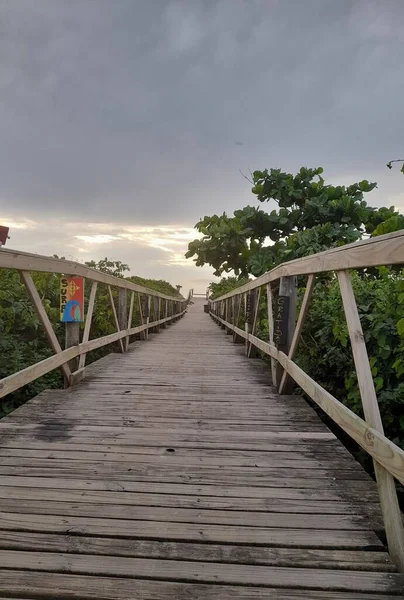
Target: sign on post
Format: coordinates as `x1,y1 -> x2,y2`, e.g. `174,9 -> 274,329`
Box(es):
60,277 -> 84,322
274,295 -> 290,348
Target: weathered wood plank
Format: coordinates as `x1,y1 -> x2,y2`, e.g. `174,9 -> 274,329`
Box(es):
0,296 -> 399,597
0,486 -> 382,517
0,500 -> 371,530
0,551 -> 402,592
0,570 -> 401,600
0,532 -> 392,570
0,512 -> 383,548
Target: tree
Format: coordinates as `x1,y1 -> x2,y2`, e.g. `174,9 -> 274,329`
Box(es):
85,258 -> 129,278
186,167 -> 402,277
208,276 -> 250,300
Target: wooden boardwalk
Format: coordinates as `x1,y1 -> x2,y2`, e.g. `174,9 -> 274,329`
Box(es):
0,297 -> 403,598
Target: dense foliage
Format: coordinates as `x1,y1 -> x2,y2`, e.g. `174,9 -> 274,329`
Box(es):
299,270 -> 404,452
186,167 -> 402,277
0,258 -> 180,418
208,276 -> 250,300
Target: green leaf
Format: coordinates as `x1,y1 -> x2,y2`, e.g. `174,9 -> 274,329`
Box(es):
397,317 -> 404,337
359,180 -> 377,192
374,376 -> 384,392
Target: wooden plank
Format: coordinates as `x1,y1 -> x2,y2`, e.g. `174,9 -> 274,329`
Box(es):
0,570 -> 401,600
0,295 -> 399,592
338,269 -> 404,570
0,465 -> 372,489
0,448 -> 357,468
0,499 -> 371,530
0,476 -> 377,501
0,550 -> 402,592
0,486 -> 381,517
78,281 -> 98,370
0,512 -> 383,548
0,533 -> 393,570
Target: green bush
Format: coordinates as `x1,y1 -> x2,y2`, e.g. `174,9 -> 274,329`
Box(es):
297,269 -> 404,452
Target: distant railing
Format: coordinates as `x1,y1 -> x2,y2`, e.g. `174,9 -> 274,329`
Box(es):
0,249 -> 191,398
208,230 -> 404,570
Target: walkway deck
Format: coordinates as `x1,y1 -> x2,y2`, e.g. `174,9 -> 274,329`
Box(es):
0,298 -> 403,598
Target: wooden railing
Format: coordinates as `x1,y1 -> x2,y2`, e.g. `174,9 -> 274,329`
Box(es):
209,230 -> 404,570
0,248 -> 191,399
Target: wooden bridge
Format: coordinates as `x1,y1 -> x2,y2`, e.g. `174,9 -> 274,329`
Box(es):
1,235 -> 404,598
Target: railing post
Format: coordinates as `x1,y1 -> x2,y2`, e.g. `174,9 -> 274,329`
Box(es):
247,288 -> 261,358
279,274 -> 316,394
125,291 -> 135,351
65,321 -> 80,387
266,283 -> 277,386
108,286 -> 125,353
138,293 -> 146,340
226,298 -> 232,334
145,295 -> 151,339
118,288 -> 127,351
232,295 -> 240,342
152,296 -> 159,332
167,300 -> 172,324
338,270 -> 404,571
78,281 -> 98,370
64,273 -> 81,384
220,300 -> 226,329
275,276 -> 297,392
245,290 -> 255,356
164,299 -> 168,326
157,298 -> 161,331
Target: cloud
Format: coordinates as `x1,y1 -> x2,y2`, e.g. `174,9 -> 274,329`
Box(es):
1,0 -> 404,291
1,216 -> 212,292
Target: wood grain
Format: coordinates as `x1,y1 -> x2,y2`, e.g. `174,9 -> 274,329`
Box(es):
0,297 -> 401,598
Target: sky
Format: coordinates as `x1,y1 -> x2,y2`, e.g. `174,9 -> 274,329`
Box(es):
1,0 -> 404,294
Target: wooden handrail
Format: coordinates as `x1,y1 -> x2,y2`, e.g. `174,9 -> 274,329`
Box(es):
0,248 -> 182,301
0,250 -> 190,397
208,230 -> 404,570
211,230 -> 404,301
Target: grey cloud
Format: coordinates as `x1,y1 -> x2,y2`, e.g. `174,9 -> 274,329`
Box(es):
1,0 -> 404,282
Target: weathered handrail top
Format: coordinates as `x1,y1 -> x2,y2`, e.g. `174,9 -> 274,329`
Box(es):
213,229 -> 404,301
0,248 -> 183,301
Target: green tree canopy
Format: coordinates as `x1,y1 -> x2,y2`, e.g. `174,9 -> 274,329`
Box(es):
186,167 -> 403,277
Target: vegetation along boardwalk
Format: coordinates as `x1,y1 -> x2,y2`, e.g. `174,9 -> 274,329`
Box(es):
1,235 -> 404,597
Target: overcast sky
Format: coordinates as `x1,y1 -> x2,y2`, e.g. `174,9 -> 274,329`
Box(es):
1,0 -> 404,293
